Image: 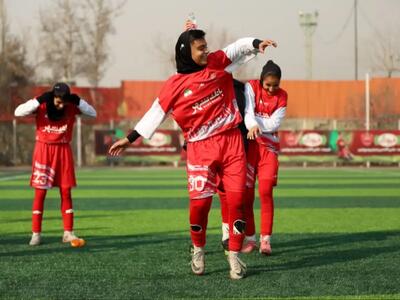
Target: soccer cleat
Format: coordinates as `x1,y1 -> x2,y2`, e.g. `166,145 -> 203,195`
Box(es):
62,231 -> 85,247
259,240 -> 272,256
241,240 -> 257,254
228,252 -> 247,280
29,232 -> 41,246
190,246 -> 205,275
62,231 -> 79,243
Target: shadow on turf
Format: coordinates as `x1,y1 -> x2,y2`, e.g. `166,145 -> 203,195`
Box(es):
249,230 -> 400,277
0,214 -> 114,224
0,226 -> 204,257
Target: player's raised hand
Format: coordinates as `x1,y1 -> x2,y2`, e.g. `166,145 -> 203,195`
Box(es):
247,125 -> 261,140
184,20 -> 197,31
258,40 -> 277,53
36,91 -> 53,104
108,138 -> 130,156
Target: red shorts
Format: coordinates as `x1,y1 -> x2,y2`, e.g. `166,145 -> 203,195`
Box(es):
30,142 -> 76,189
246,140 -> 279,188
186,129 -> 246,199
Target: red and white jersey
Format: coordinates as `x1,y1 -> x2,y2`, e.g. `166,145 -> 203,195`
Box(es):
14,98 -> 97,144
134,38 -> 259,142
244,80 -> 288,153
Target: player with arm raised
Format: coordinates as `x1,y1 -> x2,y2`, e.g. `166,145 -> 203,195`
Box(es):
242,60 -> 287,255
109,28 -> 276,279
14,82 -> 97,247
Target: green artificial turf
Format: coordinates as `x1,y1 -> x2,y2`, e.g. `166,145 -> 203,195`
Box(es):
0,167 -> 399,299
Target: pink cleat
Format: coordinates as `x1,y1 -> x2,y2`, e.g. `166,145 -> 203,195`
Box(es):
241,240 -> 257,254
259,240 -> 272,256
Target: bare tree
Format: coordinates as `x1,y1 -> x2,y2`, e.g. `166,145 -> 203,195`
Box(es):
0,0 -> 33,108
38,0 -> 87,84
80,0 -> 126,87
368,29 -> 400,78
0,0 -> 34,165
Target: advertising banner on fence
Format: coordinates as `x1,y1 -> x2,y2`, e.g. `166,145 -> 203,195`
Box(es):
279,130 -> 334,155
95,129 -> 182,156
348,130 -> 400,155
279,130 -> 400,158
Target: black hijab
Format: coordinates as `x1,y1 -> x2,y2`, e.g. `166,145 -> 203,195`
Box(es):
46,82 -> 71,121
175,29 -> 206,74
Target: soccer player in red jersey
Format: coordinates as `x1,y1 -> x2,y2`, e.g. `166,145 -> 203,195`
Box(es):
241,60 -> 288,255
14,83 -> 97,246
109,29 -> 276,279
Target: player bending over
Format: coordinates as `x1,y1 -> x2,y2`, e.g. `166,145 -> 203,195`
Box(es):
14,83 -> 97,247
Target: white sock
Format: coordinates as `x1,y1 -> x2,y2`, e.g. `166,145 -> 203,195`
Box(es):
245,234 -> 256,242
260,235 -> 271,242
222,223 -> 229,241
193,245 -> 203,252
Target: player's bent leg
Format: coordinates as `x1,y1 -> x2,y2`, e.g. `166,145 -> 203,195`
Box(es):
189,196 -> 212,248
258,179 -> 275,255
218,187 -> 230,253
226,191 -> 246,252
242,186 -> 257,253
241,235 -> 257,254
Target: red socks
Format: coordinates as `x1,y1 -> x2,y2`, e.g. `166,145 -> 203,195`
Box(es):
189,196 -> 212,247
32,188 -> 47,232
31,187 -> 74,233
60,187 -> 73,231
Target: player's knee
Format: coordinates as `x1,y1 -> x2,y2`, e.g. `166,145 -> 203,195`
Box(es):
190,224 -> 202,232
233,219 -> 246,234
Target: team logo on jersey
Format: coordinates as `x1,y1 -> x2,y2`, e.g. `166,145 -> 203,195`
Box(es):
42,124 -> 68,134
191,88 -> 223,115
184,89 -> 193,97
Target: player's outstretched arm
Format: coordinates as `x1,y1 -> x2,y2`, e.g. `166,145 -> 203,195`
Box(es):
108,130 -> 141,156
108,137 -> 130,156
223,38 -> 277,73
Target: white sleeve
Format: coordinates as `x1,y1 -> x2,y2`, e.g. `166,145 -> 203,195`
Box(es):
78,99 -> 97,118
256,107 -> 286,133
223,38 -> 259,73
134,98 -> 169,139
14,99 -> 40,117
244,83 -> 259,130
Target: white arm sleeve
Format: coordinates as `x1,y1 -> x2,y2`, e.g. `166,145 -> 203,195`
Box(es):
223,38 -> 259,73
78,99 -> 97,118
14,99 -> 40,117
244,83 -> 259,130
256,107 -> 286,133
134,98 -> 169,139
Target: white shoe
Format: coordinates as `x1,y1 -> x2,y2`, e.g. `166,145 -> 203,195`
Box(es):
191,246 -> 205,275
29,232 -> 41,246
62,231 -> 79,243
228,252 -> 247,279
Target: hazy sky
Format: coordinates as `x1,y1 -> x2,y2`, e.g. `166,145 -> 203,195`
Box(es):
5,0 -> 400,86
